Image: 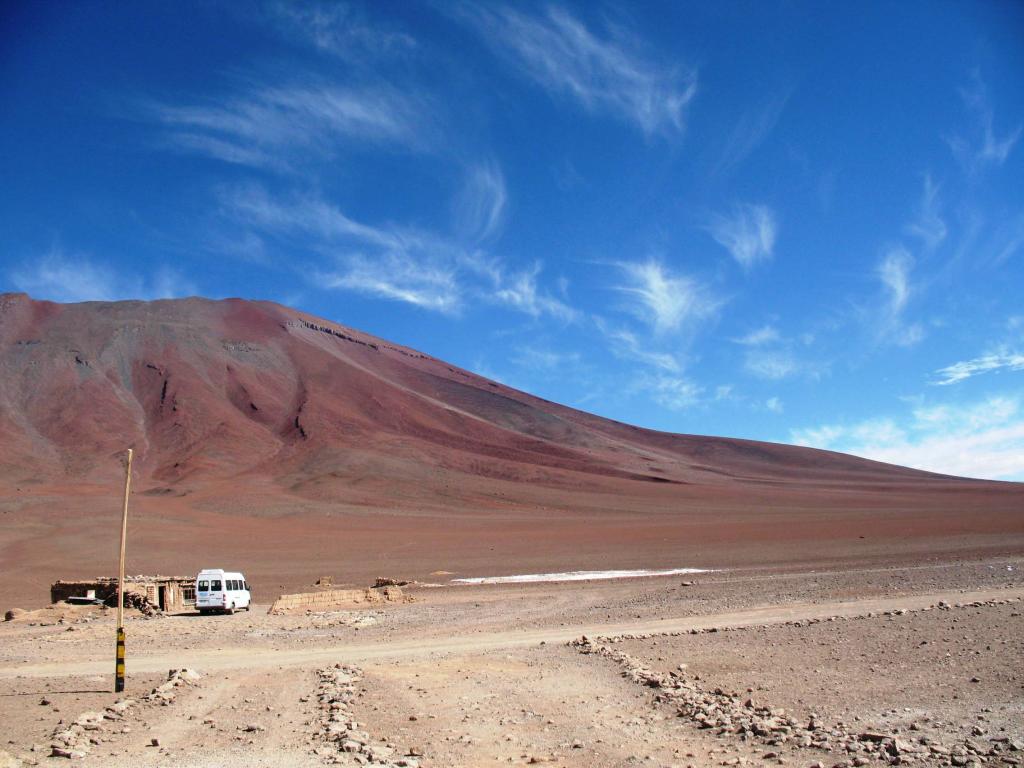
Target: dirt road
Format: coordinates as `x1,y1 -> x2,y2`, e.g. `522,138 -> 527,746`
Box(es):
7,585 -> 1022,680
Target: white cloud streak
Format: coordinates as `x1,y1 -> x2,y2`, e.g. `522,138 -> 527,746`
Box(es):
222,185 -> 573,320
485,263 -> 578,321
791,394 -> 1024,480
596,322 -> 680,372
733,325 -> 780,346
616,260 -> 719,335
453,161 -> 508,244
630,372 -> 703,411
932,349 -> 1024,385
734,325 -> 822,381
454,4 -> 696,136
9,251 -> 196,303
948,72 -> 1022,173
511,345 -> 581,372
268,1 -> 416,61
151,82 -> 430,170
878,249 -> 912,314
707,204 -> 777,269
319,253 -> 460,313
715,86 -> 793,174
875,247 -> 924,347
744,349 -> 799,380
904,174 -> 947,250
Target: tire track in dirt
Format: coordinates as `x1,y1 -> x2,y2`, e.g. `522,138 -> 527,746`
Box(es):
6,586 -> 1023,680
99,668 -> 323,768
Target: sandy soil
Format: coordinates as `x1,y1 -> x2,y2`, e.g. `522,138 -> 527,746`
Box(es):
2,556 -> 1022,768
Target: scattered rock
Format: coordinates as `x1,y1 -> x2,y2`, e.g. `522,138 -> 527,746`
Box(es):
569,633 -> 1008,767
314,664 -> 412,765
48,670 -> 199,759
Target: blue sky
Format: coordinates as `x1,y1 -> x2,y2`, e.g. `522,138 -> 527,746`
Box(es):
2,1 -> 1023,480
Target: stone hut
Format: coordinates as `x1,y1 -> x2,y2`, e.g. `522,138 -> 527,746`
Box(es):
50,575 -> 196,613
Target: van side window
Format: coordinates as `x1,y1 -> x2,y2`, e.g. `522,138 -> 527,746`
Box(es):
232,580 -> 238,590
198,580 -> 209,592
211,580 -> 222,591
244,582 -> 250,591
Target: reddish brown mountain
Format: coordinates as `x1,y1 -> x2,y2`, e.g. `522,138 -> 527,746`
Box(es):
1,293 -> 1021,607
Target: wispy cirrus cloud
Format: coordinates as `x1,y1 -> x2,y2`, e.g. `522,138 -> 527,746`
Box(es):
221,184 -> 572,319
874,247 -> 924,346
948,71 -> 1022,173
319,253 -> 460,313
791,394 -> 1024,480
267,1 -> 416,61
706,204 -> 777,269
732,324 -> 780,346
743,349 -> 800,380
149,81 -> 431,170
878,249 -> 912,313
510,345 -> 581,371
615,260 -> 719,335
731,323 -> 823,380
904,174 -> 947,250
484,262 -> 578,321
168,133 -> 279,170
453,160 -> 508,244
992,211 -> 1024,267
932,349 -> 1024,385
594,320 -> 680,373
630,372 -> 703,411
224,184 -> 460,312
714,86 -> 793,174
9,250 -> 196,303
453,4 -> 696,136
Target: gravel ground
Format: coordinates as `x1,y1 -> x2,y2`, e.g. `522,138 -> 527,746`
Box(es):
1,556 -> 1022,768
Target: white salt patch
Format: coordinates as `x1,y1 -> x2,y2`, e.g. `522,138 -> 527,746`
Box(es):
451,567 -> 714,585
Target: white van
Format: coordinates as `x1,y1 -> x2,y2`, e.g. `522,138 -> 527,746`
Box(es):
195,569 -> 251,614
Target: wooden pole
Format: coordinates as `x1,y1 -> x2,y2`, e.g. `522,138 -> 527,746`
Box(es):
115,448 -> 132,693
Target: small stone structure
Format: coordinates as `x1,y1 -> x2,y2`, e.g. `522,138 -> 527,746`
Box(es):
269,585 -> 407,614
50,576 -> 196,613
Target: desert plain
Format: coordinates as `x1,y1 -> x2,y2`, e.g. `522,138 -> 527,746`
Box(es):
2,556 -> 1023,768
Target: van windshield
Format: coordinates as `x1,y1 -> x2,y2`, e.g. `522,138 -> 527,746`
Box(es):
198,580 -> 209,592
211,580 -> 222,591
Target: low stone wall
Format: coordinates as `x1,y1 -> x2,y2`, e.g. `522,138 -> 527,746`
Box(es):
50,581 -> 119,604
268,586 -> 405,615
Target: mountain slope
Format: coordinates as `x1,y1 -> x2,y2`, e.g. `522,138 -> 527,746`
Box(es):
0,292 -> 952,494
1,293 -> 1021,607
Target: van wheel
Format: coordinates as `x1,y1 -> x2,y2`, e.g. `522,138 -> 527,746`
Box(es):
226,604 -> 235,615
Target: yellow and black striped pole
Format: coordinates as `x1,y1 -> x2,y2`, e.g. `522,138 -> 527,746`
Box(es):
114,448 -> 132,693
115,627 -> 126,692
